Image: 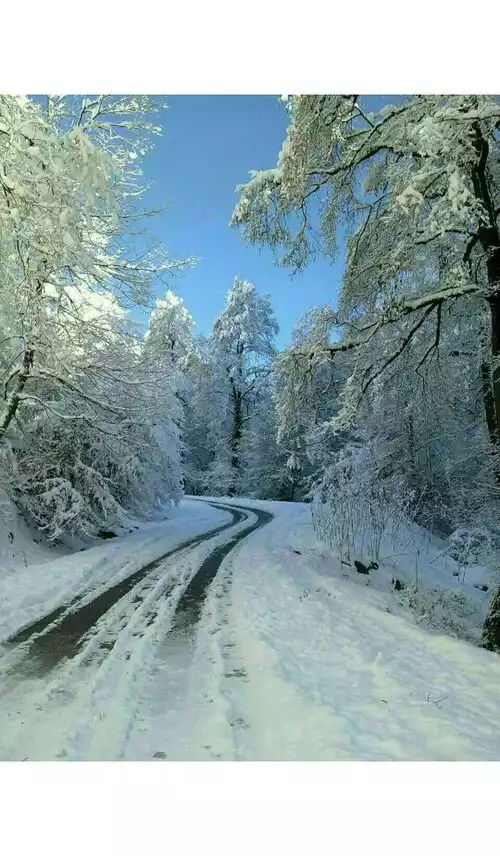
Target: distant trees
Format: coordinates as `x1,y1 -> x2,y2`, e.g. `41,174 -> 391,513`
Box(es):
209,277 -> 278,495
180,277 -> 293,499
239,377 -> 301,501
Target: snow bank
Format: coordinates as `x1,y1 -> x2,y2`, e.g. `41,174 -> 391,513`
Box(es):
0,489 -> 71,575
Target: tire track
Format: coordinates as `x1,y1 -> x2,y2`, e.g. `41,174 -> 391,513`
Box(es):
170,503 -> 272,631
0,501 -> 272,760
135,503 -> 273,761
0,502 -> 245,679
196,560 -> 254,761
47,503 -> 270,760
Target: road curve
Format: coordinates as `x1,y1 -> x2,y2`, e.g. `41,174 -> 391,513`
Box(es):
1,500 -> 272,679
172,501 -> 273,631
0,499 -> 273,761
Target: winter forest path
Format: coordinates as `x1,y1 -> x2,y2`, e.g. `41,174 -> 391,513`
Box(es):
0,500 -> 273,760
5,496 -> 498,761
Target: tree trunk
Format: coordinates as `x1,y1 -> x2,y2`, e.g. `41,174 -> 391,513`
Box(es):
466,122 -> 500,644
470,119 -> 500,453
480,251 -> 500,492
228,341 -> 244,498
482,585 -> 500,652
229,389 -> 242,497
487,280 -> 500,449
481,360 -> 497,449
0,346 -> 34,442
482,251 -> 500,643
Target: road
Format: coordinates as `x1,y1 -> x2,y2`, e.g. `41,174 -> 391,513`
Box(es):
4,496 -> 500,761
0,500 -> 272,761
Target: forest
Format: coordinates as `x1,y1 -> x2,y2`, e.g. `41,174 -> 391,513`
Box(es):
2,93 -> 500,654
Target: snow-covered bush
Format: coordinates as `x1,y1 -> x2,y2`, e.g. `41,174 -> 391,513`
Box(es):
397,585 -> 484,645
12,419 -> 123,539
9,389 -> 184,540
446,528 -> 494,567
312,441 -> 411,563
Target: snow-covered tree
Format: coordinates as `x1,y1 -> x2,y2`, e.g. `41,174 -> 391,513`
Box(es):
142,288 -> 196,494
232,95 -> 500,460
0,94 -> 190,537
207,277 -> 279,496
180,278 -> 281,498
276,305 -> 349,486
232,95 -> 500,512
7,300 -> 185,538
145,289 -> 195,370
0,94 -> 189,442
232,94 -> 500,647
181,334 -> 219,494
239,376 -> 302,500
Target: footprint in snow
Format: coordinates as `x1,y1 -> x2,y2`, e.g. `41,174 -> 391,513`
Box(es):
225,667 -> 248,679
230,717 -> 248,729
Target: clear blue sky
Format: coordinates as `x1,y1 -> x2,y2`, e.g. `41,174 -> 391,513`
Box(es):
31,94 -> 398,347
137,95 -> 344,348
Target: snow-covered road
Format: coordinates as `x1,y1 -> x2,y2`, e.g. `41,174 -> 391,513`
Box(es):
0,499 -> 268,760
2,497 -> 500,761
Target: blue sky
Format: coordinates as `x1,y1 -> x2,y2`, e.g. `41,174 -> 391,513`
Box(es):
32,94 -> 398,348
137,95 -> 344,348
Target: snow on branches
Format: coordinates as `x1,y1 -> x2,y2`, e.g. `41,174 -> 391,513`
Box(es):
0,95 -> 189,537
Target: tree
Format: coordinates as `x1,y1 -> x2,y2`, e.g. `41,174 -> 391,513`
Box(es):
239,376 -> 302,500
276,305 -> 348,493
0,94 -> 111,440
232,95 -> 500,461
143,288 -> 196,492
180,333 -> 226,495
8,297 -> 184,538
0,94 -> 190,536
209,277 -> 279,496
180,278 -> 280,498
232,94 -> 500,646
145,289 -> 195,369
0,94 -> 188,445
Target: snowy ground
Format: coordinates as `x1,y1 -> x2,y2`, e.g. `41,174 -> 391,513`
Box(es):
1,488 -> 73,574
2,497 -> 500,761
0,498 -> 256,760
0,499 -> 231,644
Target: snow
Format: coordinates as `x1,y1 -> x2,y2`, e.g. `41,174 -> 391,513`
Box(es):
224,513 -> 500,760
0,488 -> 72,574
0,500 -> 255,761
0,498 -> 231,645
122,498 -> 500,761
2,497 -> 500,761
